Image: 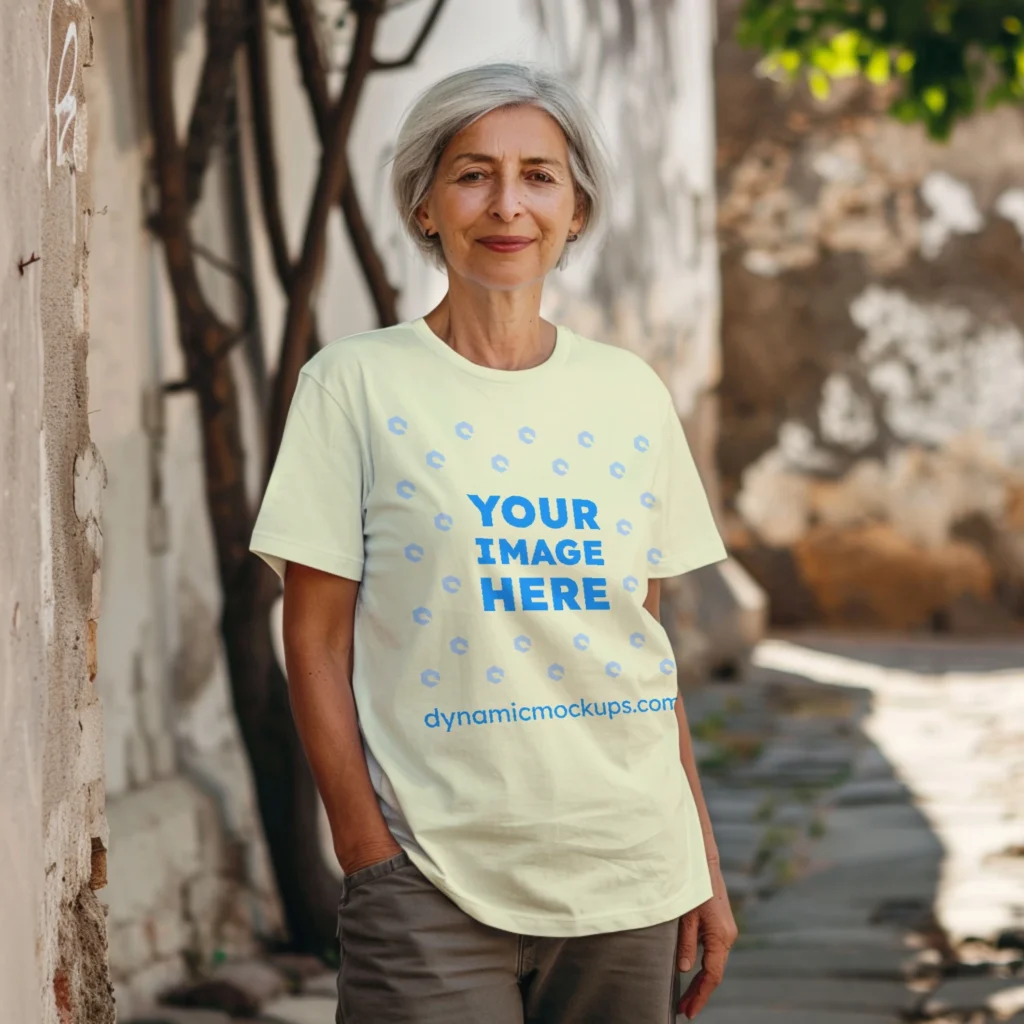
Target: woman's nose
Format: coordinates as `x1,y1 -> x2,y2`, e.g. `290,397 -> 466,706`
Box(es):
488,175 -> 525,221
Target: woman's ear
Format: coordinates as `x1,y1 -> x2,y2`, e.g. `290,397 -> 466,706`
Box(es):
416,204 -> 434,236
570,192 -> 587,236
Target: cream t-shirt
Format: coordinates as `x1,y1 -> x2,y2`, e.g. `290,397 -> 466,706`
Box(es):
250,318 -> 728,936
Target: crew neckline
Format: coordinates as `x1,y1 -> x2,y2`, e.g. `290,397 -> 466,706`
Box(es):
410,317 -> 572,384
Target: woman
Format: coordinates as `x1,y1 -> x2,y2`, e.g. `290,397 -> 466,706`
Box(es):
250,62 -> 736,1024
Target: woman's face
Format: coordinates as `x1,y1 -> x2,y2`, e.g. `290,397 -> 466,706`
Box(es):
417,105 -> 585,291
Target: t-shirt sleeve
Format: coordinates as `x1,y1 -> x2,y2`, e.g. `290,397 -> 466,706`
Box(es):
249,371 -> 366,583
647,396 -> 728,578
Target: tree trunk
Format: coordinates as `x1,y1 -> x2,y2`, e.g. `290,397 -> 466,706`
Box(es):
222,556 -> 339,953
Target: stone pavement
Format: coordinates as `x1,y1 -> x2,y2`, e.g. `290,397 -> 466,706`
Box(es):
124,633 -> 1024,1024
683,633 -> 1024,1024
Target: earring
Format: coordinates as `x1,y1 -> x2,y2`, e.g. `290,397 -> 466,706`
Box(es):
567,232 -> 579,242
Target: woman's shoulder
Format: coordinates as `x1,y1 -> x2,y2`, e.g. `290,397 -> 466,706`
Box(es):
300,322 -> 420,388
563,326 -> 673,403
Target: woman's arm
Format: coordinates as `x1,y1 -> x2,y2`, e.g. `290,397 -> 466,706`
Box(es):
282,561 -> 402,874
643,578 -> 719,865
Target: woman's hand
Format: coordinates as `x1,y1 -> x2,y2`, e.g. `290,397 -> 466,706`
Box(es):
335,833 -> 404,876
676,860 -> 738,1019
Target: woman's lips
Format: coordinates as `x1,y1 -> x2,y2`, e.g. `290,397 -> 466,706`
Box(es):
477,236 -> 534,252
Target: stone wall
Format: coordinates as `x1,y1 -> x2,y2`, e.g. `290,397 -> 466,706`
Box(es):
715,0 -> 1024,634
0,2 -> 115,1022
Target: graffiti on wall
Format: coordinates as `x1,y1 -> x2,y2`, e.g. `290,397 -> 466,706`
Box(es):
45,0 -> 84,191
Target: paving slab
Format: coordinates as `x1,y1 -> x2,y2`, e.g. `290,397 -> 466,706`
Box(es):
686,1009 -> 898,1024
850,745 -> 897,782
705,977 -> 920,1013
706,791 -> 770,823
127,1010 -> 232,1024
735,926 -> 909,949
725,945 -> 914,980
813,805 -> 943,866
299,972 -> 337,998
828,779 -> 912,807
757,857 -> 941,911
924,976 -> 1024,1017
259,995 -> 336,1024
712,822 -> 768,873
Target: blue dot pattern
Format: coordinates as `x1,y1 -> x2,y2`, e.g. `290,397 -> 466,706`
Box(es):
387,410 -> 679,690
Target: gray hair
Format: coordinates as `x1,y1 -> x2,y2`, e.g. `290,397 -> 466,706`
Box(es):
391,62 -> 612,271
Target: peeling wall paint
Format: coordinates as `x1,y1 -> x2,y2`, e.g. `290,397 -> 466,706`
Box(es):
1,1 -> 115,1022
716,0 -> 1024,633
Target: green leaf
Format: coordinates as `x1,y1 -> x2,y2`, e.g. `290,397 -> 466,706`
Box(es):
831,30 -> 860,57
779,48 -> 802,72
808,68 -> 832,100
865,48 -> 890,84
895,50 -> 916,74
1004,16 -> 1022,35
923,85 -> 947,114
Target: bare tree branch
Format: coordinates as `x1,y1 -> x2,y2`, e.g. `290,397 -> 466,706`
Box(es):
282,0 -> 400,327
192,240 -> 257,338
146,0 -> 348,956
339,174 -> 399,325
245,0 -> 295,286
372,0 -> 447,70
146,0 -> 232,343
266,3 -> 384,469
282,0 -> 331,135
185,0 -> 249,207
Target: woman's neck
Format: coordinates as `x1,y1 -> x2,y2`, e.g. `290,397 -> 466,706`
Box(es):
423,282 -> 556,372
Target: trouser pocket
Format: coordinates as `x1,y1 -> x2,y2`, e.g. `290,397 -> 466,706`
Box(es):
340,851 -> 411,909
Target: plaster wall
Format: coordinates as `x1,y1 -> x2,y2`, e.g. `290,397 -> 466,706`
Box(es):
0,2 -> 114,1022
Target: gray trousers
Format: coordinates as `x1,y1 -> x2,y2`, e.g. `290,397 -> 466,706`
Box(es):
336,851 -> 681,1024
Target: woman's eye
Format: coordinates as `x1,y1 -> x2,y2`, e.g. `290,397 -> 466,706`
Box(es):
459,171 -> 485,182
530,172 -> 554,183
